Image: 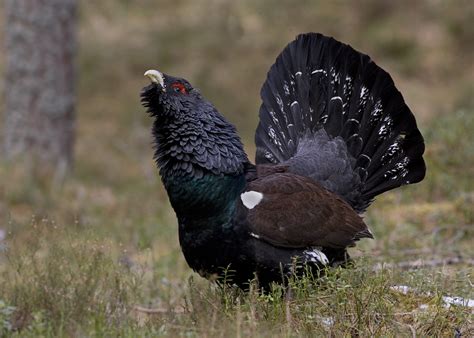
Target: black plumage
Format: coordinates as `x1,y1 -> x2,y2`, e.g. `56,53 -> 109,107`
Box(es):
140,33 -> 426,289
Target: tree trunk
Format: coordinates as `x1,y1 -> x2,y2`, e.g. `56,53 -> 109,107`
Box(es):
3,0 -> 77,178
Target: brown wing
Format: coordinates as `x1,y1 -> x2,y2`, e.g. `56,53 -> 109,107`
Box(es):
244,172 -> 373,249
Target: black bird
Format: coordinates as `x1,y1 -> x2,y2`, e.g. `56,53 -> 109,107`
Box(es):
140,33 -> 425,289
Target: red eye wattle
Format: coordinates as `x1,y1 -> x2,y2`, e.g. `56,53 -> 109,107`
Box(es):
171,82 -> 187,94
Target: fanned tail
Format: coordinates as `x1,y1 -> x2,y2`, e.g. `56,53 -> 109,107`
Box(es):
255,33 -> 425,212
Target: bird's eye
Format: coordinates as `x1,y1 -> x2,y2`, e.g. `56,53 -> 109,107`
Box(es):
171,82 -> 187,94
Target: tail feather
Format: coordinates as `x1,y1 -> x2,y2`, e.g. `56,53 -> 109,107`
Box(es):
255,33 -> 425,212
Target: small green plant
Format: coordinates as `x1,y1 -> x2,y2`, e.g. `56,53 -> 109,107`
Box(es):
0,300 -> 16,334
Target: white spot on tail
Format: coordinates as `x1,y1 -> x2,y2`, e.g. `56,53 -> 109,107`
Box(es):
276,95 -> 284,113
268,126 -> 283,151
330,96 -> 342,102
269,110 -> 279,124
250,232 -> 260,239
311,69 -> 326,75
304,248 -> 329,265
241,191 -> 263,209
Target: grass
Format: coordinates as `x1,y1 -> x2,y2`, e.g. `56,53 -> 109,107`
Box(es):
1,1 -> 473,336
0,227 -> 472,336
1,111 -> 472,336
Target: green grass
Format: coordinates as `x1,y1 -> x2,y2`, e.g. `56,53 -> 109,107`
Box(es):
0,224 -> 472,336
1,1 -> 473,336
1,111 -> 473,337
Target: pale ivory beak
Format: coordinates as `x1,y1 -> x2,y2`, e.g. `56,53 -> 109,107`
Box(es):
144,69 -> 165,91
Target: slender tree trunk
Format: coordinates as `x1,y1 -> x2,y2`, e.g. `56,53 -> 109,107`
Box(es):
3,0 -> 77,178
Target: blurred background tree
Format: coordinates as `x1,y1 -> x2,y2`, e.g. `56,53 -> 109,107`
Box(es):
3,0 -> 77,180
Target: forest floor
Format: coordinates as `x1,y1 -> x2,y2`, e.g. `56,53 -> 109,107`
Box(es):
1,110 -> 472,336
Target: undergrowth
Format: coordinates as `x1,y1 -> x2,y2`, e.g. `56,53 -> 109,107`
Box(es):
0,222 -> 471,336
0,111 -> 472,336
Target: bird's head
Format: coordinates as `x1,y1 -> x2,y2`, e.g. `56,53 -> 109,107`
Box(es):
141,70 -> 202,118
140,69 -> 249,179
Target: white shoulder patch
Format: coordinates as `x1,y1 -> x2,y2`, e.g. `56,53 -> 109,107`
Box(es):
240,191 -> 263,209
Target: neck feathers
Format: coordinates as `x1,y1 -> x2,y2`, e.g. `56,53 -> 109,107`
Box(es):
151,111 -> 248,180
